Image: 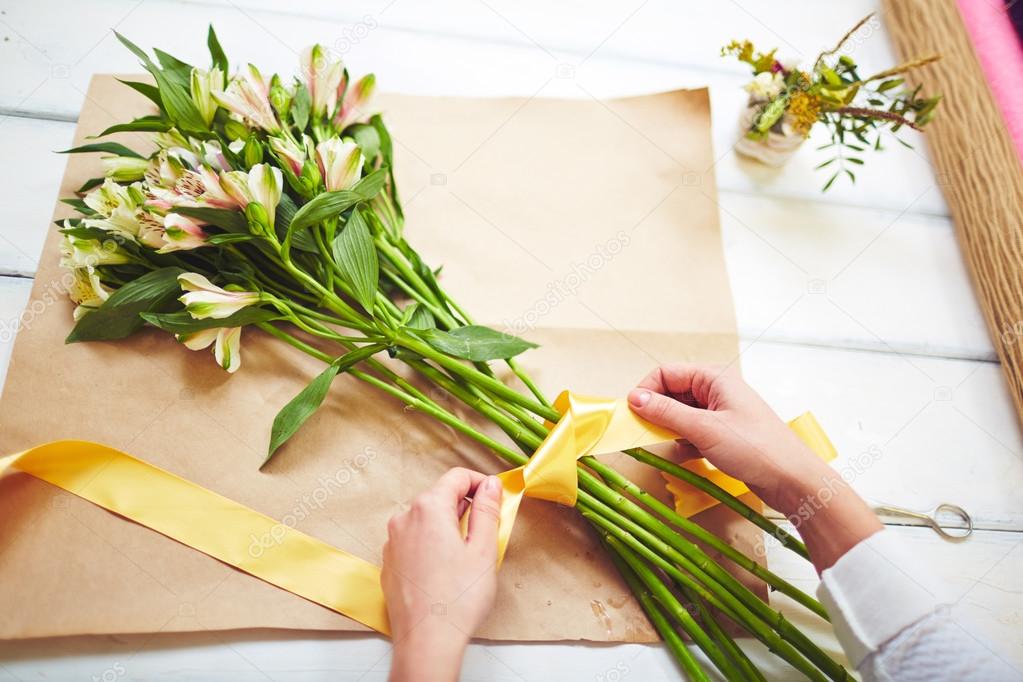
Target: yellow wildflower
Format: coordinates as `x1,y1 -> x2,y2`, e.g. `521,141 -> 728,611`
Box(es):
788,91 -> 821,136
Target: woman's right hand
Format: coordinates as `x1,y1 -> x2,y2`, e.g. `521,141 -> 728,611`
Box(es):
627,363 -> 822,513
627,363 -> 882,572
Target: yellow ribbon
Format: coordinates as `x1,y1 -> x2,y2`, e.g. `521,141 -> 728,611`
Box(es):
0,393 -> 836,636
664,412 -> 838,517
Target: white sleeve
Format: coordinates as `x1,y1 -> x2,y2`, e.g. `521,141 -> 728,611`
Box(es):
816,529 -> 1020,682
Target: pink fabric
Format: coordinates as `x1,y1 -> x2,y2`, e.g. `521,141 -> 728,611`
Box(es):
957,0 -> 1023,162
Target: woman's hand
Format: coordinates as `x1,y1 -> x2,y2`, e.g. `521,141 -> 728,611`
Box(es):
382,468 -> 503,682
628,363 -> 882,572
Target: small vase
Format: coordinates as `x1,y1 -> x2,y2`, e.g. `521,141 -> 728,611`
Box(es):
734,102 -> 805,167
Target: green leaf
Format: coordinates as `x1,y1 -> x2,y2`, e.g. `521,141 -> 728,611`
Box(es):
877,78 -> 903,93
822,171 -> 839,193
116,78 -> 164,111
114,31 -> 207,133
141,306 -> 279,333
353,167 -> 387,200
170,206 -> 247,233
58,142 -> 145,158
66,267 -> 186,343
331,207 -> 379,313
349,124 -> 381,163
418,325 -> 538,361
264,343 -> 387,467
291,82 -> 311,131
60,197 -> 99,216
287,190 -> 361,242
207,24 -> 229,74
77,177 -> 105,193
814,158 -> 836,170
154,48 -> 194,88
207,232 -> 258,245
96,115 -> 171,137
402,303 -> 435,330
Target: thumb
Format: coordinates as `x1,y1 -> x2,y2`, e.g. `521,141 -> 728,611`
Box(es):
467,475 -> 503,551
628,389 -> 716,447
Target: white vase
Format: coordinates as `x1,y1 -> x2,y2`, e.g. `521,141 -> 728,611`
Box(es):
733,102 -> 805,167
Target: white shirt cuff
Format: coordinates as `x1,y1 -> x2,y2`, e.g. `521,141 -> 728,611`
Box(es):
816,528 -> 950,667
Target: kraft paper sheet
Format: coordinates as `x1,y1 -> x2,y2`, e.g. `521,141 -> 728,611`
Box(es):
0,75 -> 762,642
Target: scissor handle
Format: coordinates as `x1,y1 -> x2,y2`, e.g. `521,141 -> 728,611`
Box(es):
928,503 -> 973,540
871,502 -> 973,541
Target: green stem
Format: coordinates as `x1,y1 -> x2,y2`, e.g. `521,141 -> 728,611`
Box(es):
606,541 -> 710,682
612,534 -> 743,680
625,447 -> 810,561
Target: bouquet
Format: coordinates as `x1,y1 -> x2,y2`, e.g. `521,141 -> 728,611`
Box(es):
724,13 -> 941,189
57,27 -> 852,680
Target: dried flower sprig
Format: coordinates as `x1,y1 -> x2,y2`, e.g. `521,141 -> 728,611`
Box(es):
56,27 -> 853,680
724,13 -> 941,190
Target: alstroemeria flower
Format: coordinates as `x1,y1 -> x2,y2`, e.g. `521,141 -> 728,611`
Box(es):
159,214 -> 209,253
301,44 -> 345,118
60,231 -> 133,269
137,211 -> 166,249
190,66 -> 224,126
66,267 -> 112,321
335,74 -> 376,130
102,155 -> 150,182
248,164 -> 283,225
269,135 -> 307,176
213,64 -> 281,134
84,179 -> 139,216
219,164 -> 283,226
316,138 -> 363,191
197,166 -> 241,209
177,326 -> 243,373
178,273 -> 261,319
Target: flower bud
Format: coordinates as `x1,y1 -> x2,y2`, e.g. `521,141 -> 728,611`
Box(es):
243,135 -> 264,167
269,74 -> 292,120
300,158 -> 322,194
245,201 -> 271,235
101,155 -> 150,182
224,119 -> 248,141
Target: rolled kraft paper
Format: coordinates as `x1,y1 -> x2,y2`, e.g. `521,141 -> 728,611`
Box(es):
884,0 -> 1023,429
956,0 -> 1023,161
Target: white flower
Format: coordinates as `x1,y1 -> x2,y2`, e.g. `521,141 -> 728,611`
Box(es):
159,214 -> 208,253
178,273 -> 261,319
60,231 -> 133,269
197,166 -> 241,209
190,66 -> 224,126
301,44 -> 345,118
248,164 -> 283,225
101,155 -> 150,182
177,326 -> 243,373
66,267 -> 112,321
316,138 -> 363,191
218,164 -> 283,225
84,179 -> 139,217
269,135 -> 307,176
335,74 -> 375,130
744,71 -> 785,101
213,64 -> 281,133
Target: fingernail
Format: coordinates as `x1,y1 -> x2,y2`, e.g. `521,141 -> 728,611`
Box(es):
629,389 -> 650,408
483,476 -> 501,495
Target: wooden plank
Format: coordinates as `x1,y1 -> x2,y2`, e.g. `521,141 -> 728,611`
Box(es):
0,0 -> 949,215
0,116 -> 72,277
0,118 -> 984,360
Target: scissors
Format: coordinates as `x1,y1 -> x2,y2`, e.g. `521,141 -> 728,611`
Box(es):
868,500 -> 973,541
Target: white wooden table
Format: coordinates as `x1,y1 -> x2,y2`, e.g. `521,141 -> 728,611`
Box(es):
1,1 -> 1020,679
